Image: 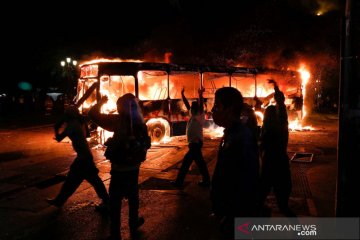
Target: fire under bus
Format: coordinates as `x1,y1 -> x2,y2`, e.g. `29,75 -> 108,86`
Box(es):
75,60 -> 303,144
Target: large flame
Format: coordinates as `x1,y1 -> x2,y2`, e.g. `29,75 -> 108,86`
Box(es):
289,64 -> 314,131
298,65 -> 311,120
298,64 -> 310,119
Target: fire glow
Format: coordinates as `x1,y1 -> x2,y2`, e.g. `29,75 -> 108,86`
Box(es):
288,65 -> 314,131
80,58 -> 143,67
204,123 -> 225,139
77,59 -> 315,144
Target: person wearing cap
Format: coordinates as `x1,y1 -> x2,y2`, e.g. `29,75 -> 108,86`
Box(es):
46,106 -> 110,211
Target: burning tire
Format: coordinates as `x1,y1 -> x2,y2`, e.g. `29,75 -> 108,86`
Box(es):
146,118 -> 170,142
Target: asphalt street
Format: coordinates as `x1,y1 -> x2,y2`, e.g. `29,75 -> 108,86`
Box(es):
0,113 -> 338,240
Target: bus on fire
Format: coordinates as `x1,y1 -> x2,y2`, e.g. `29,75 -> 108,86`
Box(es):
75,60 -> 303,144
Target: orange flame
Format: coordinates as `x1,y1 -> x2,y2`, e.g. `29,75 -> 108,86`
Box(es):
80,58 -> 143,67
287,64 -> 314,131
298,64 -> 310,119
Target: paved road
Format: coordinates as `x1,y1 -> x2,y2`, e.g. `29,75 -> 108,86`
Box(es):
0,113 -> 338,240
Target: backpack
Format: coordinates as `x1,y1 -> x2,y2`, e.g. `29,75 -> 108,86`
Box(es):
104,123 -> 151,164
125,132 -> 151,163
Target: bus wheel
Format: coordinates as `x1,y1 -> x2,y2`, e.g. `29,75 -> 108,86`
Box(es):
147,121 -> 166,142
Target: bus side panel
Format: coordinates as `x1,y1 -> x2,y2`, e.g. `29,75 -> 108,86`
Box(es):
170,121 -> 187,136
141,100 -> 169,119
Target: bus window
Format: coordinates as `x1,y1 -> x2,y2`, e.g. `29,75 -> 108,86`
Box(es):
169,71 -> 200,99
82,78 -> 97,111
253,72 -> 302,110
202,72 -> 230,99
231,73 -> 256,98
138,71 -> 168,100
99,75 -> 135,113
256,73 -> 280,98
256,72 -> 300,99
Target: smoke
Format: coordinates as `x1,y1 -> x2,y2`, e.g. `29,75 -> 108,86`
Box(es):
142,49 -> 167,63
299,0 -> 341,15
316,0 -> 340,15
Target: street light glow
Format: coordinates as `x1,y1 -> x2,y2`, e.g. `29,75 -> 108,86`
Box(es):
61,58 -> 77,68
59,57 -> 78,101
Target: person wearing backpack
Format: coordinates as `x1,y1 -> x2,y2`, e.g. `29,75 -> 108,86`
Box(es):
88,93 -> 150,240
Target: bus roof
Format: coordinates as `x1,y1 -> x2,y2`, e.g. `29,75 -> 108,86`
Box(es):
79,61 -> 299,79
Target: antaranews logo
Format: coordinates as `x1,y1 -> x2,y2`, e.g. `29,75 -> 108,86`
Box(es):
237,222 -> 251,235
236,221 -> 317,238
235,217 -> 359,240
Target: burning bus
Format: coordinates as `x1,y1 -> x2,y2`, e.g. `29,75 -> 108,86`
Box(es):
75,59 -> 304,143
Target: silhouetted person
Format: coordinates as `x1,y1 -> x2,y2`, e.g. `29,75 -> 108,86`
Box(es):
253,96 -> 263,111
210,87 -> 259,239
258,79 -> 295,217
292,95 -> 303,120
89,94 -> 148,240
241,102 -> 259,141
172,87 -> 210,188
46,106 -> 109,210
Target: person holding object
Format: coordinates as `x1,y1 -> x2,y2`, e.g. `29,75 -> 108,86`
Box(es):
46,106 -> 109,211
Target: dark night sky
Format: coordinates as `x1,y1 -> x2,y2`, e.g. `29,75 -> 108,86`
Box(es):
1,0 -> 348,93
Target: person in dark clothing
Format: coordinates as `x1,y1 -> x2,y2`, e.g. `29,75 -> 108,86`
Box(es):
241,102 -> 259,141
46,106 -> 109,210
258,79 -> 296,217
88,93 -> 148,240
210,87 -> 259,239
172,87 -> 210,188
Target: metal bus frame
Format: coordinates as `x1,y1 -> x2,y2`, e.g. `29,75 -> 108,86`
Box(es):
75,61 -> 302,143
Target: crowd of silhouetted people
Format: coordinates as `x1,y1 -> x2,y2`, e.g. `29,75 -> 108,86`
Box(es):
46,80 -> 299,240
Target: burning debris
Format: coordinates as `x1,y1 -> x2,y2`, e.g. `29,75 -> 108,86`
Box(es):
204,123 -> 225,139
